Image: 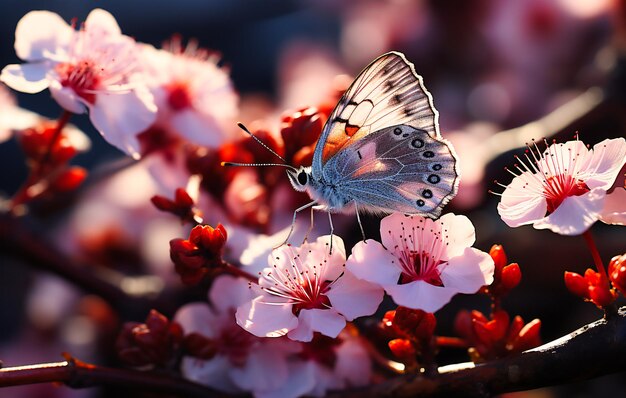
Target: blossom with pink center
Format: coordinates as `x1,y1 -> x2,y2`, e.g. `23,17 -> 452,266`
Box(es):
236,235 -> 384,342
497,137 -> 626,235
0,9 -> 156,157
346,213 -> 495,312
140,39 -> 238,148
175,275 -> 311,397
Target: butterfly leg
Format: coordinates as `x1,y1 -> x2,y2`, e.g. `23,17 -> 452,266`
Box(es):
277,201 -> 317,248
302,206 -> 316,244
354,202 -> 366,242
327,211 -> 335,254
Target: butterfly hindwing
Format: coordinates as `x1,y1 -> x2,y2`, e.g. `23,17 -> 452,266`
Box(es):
322,124 -> 458,216
311,51 -> 440,180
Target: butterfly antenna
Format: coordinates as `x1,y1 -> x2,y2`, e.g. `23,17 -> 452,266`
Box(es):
221,161 -> 297,172
237,122 -> 287,163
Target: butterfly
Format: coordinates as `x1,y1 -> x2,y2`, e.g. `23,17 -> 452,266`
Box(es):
229,51 -> 459,244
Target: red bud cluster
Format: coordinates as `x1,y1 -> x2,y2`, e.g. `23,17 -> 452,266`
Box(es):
564,269 -> 617,308
454,309 -> 541,362
151,188 -> 202,224
170,224 -> 228,285
482,245 -> 522,300
382,307 -> 437,369
116,310 -> 184,368
19,121 -> 77,165
12,120 -> 87,208
608,253 -> 626,296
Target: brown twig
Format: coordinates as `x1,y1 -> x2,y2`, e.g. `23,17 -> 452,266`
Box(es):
0,356 -> 233,397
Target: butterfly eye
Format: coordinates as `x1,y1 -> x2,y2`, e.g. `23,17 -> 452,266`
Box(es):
297,171 -> 308,185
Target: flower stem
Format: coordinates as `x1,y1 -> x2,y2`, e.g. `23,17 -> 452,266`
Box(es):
582,230 -> 608,283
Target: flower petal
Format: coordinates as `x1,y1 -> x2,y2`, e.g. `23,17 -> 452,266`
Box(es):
345,240 -> 400,286
1,63 -> 50,94
181,355 -> 240,393
49,82 -> 87,113
440,247 -> 495,293
438,213 -> 476,258
386,281 -> 457,312
235,297 -> 298,338
89,89 -> 157,157
14,11 -> 72,61
85,9 -> 122,36
209,275 -> 255,313
174,302 -> 219,338
380,212 -> 409,250
230,342 -> 289,392
581,138 -> 626,190
335,338 -> 371,387
326,270 -> 383,321
533,188 -> 605,235
287,309 -> 345,341
170,109 -> 229,148
255,361 -> 317,398
600,187 -> 626,225
497,170 -> 548,227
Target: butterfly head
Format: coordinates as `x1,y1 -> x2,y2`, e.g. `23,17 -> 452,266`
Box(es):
286,166 -> 312,192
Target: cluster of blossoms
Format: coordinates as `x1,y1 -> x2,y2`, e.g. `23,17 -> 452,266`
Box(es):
2,7 -> 625,398
1,9 -> 237,159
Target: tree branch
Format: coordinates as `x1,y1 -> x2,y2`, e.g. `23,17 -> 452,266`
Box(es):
0,357 -> 231,397
0,214 -> 169,318
1,308 -> 624,397
330,307 -> 626,397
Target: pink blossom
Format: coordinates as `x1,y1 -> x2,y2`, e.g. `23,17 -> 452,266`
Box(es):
299,331 -> 372,396
175,275 -> 310,397
0,9 -> 156,157
599,165 -> 626,226
236,235 -> 384,342
497,137 -> 626,235
346,213 -> 494,312
140,39 -> 238,148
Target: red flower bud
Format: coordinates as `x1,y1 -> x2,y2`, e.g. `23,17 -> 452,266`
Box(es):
462,309 -> 541,361
392,307 -> 436,341
501,263 -> 521,290
389,338 -> 416,362
50,166 -> 87,192
170,224 -> 228,285
116,310 -> 183,367
565,268 -> 615,308
151,188 -> 201,223
608,253 -> 626,296
511,319 -> 542,352
489,244 -> 508,275
183,333 -> 218,360
564,271 -> 589,298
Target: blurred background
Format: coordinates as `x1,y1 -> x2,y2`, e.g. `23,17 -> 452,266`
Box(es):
1,0 -> 625,397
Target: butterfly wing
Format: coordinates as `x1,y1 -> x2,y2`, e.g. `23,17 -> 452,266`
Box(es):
322,124 -> 459,216
311,51 -> 441,180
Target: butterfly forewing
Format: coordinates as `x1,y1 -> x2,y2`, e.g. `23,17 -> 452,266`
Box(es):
312,51 -> 440,180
